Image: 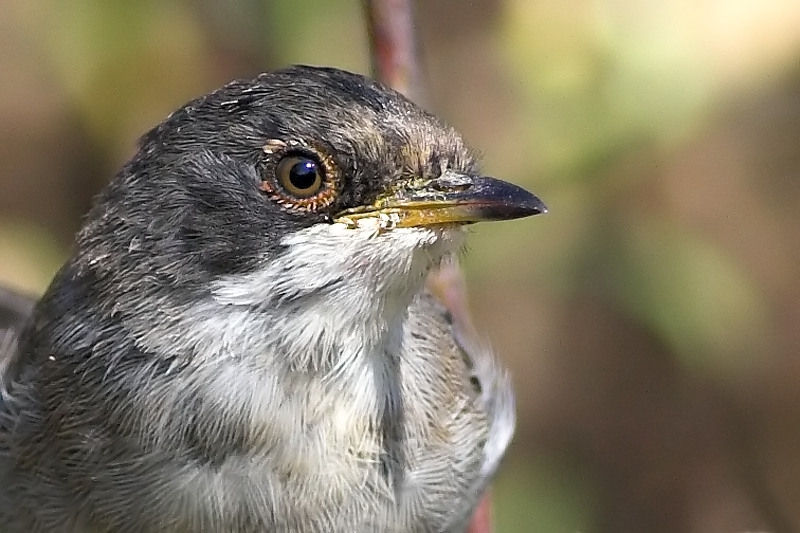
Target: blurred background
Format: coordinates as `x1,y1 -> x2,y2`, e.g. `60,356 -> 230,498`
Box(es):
2,0 -> 800,531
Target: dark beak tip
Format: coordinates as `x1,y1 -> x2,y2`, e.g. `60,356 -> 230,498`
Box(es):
524,194 -> 548,216
509,191 -> 547,216
498,184 -> 547,220
461,177 -> 547,222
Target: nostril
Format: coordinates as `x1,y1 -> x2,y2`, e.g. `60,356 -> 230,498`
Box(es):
431,174 -> 474,192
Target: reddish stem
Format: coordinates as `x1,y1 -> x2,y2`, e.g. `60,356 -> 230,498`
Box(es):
362,0 -> 426,105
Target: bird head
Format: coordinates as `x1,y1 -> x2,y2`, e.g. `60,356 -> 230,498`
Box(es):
56,66 -> 544,341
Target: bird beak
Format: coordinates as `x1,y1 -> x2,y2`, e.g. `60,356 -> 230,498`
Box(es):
334,171 -> 547,228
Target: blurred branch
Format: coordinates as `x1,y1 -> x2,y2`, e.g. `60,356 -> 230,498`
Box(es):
361,0 -> 476,333
362,2 -> 492,532
726,398 -> 797,533
361,0 -> 426,105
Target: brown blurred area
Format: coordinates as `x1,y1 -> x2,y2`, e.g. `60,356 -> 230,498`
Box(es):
3,1 -> 800,531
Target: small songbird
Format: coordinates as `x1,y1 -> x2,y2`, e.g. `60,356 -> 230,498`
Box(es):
0,66 -> 545,532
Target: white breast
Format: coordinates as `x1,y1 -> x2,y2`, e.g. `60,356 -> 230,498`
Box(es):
115,221 -> 506,531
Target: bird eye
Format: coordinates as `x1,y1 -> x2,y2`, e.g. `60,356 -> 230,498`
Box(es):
260,140 -> 341,212
276,156 -> 323,197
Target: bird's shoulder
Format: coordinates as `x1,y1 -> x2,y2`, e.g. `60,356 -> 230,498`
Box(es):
402,289 -> 515,528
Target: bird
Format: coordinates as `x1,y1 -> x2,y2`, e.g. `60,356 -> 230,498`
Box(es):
0,65 -> 545,532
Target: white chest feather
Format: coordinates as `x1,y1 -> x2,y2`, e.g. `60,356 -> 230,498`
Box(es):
116,221 -> 509,531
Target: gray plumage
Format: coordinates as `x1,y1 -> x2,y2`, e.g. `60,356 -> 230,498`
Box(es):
0,66 -> 541,532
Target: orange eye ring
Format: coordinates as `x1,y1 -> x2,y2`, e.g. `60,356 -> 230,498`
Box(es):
260,139 -> 340,212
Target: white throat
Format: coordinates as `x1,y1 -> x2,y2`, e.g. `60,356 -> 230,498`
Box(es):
209,220 -> 466,372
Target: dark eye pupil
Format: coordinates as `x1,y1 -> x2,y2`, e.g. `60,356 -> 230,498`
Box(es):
289,159 -> 318,190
